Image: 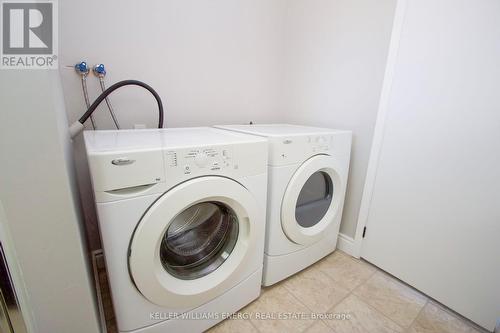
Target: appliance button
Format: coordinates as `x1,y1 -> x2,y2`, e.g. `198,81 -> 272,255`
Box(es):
194,152 -> 209,167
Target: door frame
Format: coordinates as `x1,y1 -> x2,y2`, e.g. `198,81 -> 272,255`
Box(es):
352,0 -> 408,258
0,201 -> 31,333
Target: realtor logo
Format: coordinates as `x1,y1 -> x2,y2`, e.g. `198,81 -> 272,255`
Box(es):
1,0 -> 58,69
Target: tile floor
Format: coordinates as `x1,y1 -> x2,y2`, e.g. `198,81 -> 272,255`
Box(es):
207,250 -> 486,333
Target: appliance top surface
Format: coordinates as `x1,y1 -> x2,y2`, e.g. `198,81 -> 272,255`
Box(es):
215,124 -> 351,137
84,127 -> 267,153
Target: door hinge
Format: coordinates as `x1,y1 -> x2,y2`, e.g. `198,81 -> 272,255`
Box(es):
362,226 -> 367,238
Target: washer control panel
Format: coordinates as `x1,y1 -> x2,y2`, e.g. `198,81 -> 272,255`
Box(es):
165,146 -> 234,178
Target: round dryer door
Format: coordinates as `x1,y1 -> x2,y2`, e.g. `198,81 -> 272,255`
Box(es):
128,176 -> 258,308
281,154 -> 344,246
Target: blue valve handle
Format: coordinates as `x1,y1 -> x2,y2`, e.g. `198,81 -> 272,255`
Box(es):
93,63 -> 106,77
74,61 -> 89,75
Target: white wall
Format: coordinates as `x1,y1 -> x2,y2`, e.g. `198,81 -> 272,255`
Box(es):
0,71 -> 100,333
280,0 -> 397,238
60,0 -> 286,129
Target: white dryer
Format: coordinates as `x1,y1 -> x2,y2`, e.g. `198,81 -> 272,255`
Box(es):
215,124 -> 351,286
84,128 -> 268,333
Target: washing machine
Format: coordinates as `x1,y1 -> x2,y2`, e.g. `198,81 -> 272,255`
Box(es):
214,124 -> 351,286
83,127 -> 268,332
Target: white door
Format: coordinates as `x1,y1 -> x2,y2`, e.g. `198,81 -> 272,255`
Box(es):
281,154 -> 344,245
359,0 -> 500,330
128,176 -> 258,308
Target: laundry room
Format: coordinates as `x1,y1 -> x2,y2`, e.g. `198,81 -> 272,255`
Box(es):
0,1 -> 499,333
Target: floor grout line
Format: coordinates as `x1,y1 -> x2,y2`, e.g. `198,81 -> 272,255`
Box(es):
355,264 -> 484,332
244,296 -> 263,333
314,256 -> 373,332
286,251 -> 382,332
428,299 -> 487,331
213,250 -> 485,333
403,299 -> 428,333
280,282 -> 319,332
318,291 -> 353,332
246,316 -> 262,333
349,267 -> 377,296
318,254 -> 378,293
348,267 -> 421,332
280,267 -> 350,333
349,288 -> 411,332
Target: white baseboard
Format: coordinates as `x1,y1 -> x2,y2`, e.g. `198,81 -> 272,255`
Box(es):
337,233 -> 358,258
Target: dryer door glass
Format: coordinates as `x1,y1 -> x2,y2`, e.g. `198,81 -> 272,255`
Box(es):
160,202 -> 239,280
295,171 -> 333,228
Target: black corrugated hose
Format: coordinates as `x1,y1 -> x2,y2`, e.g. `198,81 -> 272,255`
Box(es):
78,80 -> 164,128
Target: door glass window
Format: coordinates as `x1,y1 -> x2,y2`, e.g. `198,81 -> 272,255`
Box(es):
295,171 -> 333,228
160,202 -> 238,280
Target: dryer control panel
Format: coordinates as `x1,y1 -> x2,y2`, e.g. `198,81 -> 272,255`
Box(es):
267,131 -> 352,166
269,135 -> 334,165
308,135 -> 332,153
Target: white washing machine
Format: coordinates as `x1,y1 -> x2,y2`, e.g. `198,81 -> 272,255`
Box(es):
215,124 -> 351,286
83,127 -> 268,333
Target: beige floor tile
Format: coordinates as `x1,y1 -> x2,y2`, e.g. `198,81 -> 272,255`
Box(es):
283,264 -> 350,313
206,318 -> 258,333
242,284 -> 313,333
353,272 -> 427,328
324,294 -> 404,333
304,320 -> 333,333
408,302 -> 480,333
316,251 -> 377,291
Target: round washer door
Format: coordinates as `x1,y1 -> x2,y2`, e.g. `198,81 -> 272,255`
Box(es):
129,176 -> 258,308
281,154 -> 344,246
